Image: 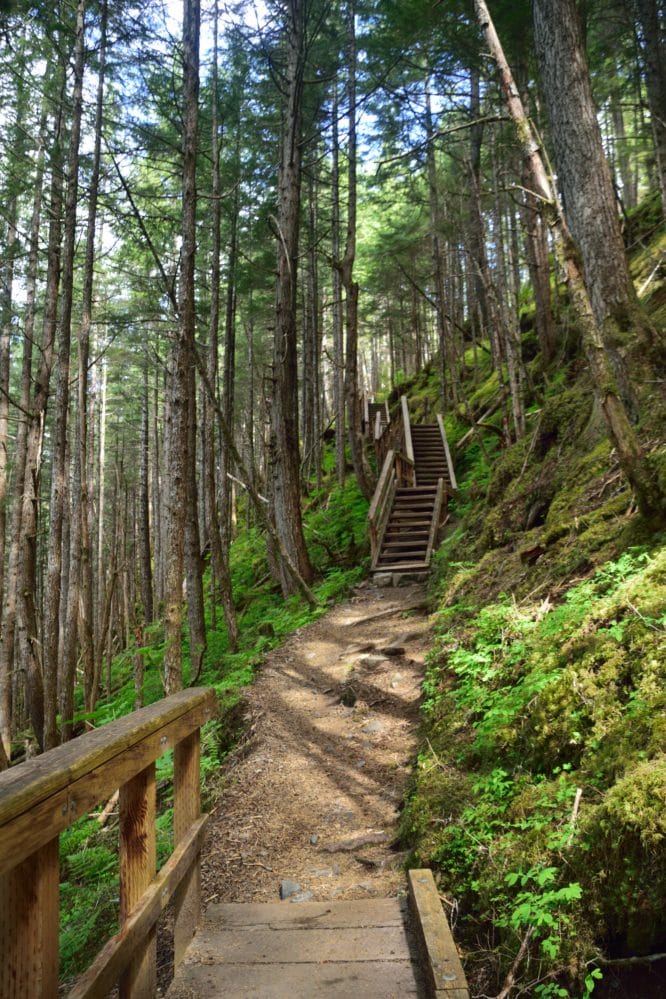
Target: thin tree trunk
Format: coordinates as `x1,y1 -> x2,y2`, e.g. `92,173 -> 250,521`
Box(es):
0,98 -> 48,765
62,0 -> 107,740
18,86 -> 66,752
268,0 -> 314,596
163,0 -> 200,693
339,0 -> 373,501
634,0 -> 666,217
331,79 -> 346,486
43,0 -> 86,750
138,358 -> 154,625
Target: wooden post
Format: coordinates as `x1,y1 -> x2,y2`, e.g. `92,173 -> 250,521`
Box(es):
173,730 -> 201,966
119,763 -> 156,999
0,837 -> 59,998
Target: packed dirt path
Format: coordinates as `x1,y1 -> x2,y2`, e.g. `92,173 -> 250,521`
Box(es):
200,581 -> 432,908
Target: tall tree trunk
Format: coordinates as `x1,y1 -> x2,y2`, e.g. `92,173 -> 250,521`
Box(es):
0,93 -> 48,765
268,0 -> 314,597
163,0 -> 200,692
204,0 -> 238,652
62,0 -> 107,741
339,0 -> 373,501
634,0 -> 666,217
43,0 -> 86,750
425,74 -> 455,408
184,363 -> 206,679
331,78 -> 346,486
533,0 -> 662,371
18,88 -> 66,752
0,70 -> 28,619
473,0 -> 665,519
138,358 -> 154,625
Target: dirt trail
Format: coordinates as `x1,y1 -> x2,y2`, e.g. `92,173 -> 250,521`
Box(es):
201,581 -> 431,907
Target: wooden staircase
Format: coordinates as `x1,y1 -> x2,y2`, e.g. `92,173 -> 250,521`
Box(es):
368,400 -> 456,582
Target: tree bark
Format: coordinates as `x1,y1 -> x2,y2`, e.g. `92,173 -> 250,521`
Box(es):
634,0 -> 666,218
42,0 -> 86,750
0,90 -> 48,765
331,79 -> 346,486
61,0 -> 107,741
18,85 -> 66,752
533,0 -> 662,370
163,0 -> 200,693
339,0 -> 373,501
268,0 -> 314,597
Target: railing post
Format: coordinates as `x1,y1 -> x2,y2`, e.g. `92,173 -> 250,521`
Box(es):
0,837 -> 59,998
173,730 -> 201,966
119,763 -> 156,999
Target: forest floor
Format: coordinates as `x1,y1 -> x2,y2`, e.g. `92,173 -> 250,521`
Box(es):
199,580 -> 430,907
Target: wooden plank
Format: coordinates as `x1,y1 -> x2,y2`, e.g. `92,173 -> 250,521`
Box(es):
0,697 -> 215,876
173,731 -> 201,967
119,764 -> 156,999
204,897 -> 407,928
68,816 -> 208,999
187,924 -> 412,965
168,959 -> 423,998
0,836 -> 59,999
408,869 -> 469,997
0,688 -> 217,829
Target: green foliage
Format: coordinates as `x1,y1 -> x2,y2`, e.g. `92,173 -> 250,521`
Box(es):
407,530 -> 666,992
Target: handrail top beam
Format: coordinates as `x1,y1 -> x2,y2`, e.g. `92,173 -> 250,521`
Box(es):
368,449 -> 395,522
0,687 -> 217,829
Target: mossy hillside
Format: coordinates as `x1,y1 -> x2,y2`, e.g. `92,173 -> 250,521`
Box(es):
406,542 -> 666,992
398,207 -> 666,994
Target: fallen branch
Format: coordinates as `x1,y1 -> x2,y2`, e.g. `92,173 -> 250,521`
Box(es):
494,926 -> 534,999
566,787 -> 583,844
95,789 -> 119,826
596,952 -> 666,967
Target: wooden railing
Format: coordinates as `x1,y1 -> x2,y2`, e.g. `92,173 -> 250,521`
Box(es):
368,449 -> 397,567
437,413 -> 458,490
0,687 -> 218,999
401,394 -> 414,466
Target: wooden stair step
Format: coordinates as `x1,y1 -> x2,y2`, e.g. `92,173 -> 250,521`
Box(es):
382,541 -> 429,551
374,560 -> 429,572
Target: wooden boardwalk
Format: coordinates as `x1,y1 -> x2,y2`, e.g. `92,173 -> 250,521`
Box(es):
167,871 -> 469,999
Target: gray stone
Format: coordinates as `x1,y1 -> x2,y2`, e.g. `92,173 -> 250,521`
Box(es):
390,673 -> 403,689
289,890 -> 314,903
362,719 -> 384,735
309,834 -> 319,846
279,879 -> 302,900
359,654 -> 388,670
395,571 -> 428,587
373,572 -> 393,587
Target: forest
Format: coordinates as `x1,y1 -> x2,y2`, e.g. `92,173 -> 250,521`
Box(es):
0,0 -> 664,995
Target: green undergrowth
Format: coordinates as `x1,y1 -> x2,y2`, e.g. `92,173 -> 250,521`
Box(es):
59,475 -> 369,983
404,539 -> 666,996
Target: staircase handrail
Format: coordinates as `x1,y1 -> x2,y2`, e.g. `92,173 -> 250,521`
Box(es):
368,449 -> 397,565
401,395 -> 414,465
0,687 -> 218,999
436,414 -> 458,490
425,478 -> 446,565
